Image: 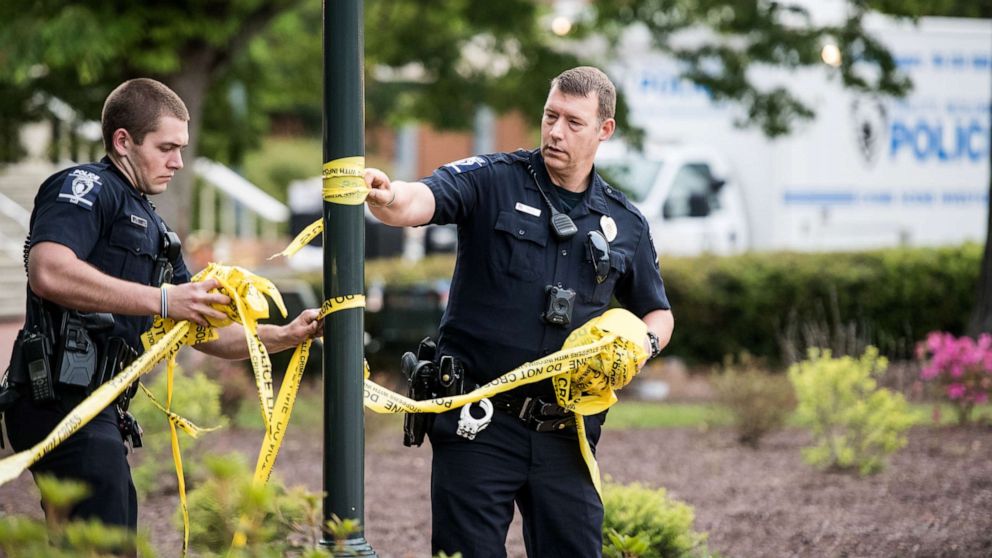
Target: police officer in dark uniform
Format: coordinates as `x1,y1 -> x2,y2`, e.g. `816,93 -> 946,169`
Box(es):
0,78 -> 322,530
365,67 -> 675,557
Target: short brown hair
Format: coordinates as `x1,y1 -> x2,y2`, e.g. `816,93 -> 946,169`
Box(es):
101,78 -> 189,151
550,66 -> 616,122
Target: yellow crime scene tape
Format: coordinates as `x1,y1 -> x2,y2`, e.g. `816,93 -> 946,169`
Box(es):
273,165 -> 652,498
0,262 -> 306,556
1,153 -> 648,555
269,156 -> 369,260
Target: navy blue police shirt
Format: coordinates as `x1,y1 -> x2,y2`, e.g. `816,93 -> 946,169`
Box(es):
423,149 -> 670,395
27,156 -> 191,351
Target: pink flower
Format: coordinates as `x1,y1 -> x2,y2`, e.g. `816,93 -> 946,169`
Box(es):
947,384 -> 967,399
978,333 -> 992,351
921,364 -> 940,380
925,332 -> 946,352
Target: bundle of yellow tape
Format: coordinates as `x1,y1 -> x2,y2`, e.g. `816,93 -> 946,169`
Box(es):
0,263 -> 300,556
360,307 -> 647,496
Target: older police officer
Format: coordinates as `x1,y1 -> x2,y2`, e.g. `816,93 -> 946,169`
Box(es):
1,78 -> 322,530
365,67 -> 674,557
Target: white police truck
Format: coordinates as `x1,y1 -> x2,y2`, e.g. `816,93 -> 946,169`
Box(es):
596,11 -> 991,255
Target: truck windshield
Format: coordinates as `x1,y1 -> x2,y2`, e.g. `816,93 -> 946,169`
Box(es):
596,159 -> 662,203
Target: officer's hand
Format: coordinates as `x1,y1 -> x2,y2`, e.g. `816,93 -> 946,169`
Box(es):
364,168 -> 396,208
286,308 -> 323,344
166,279 -> 231,327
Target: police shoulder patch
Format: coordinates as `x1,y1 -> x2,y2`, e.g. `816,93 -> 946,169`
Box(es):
444,155 -> 489,174
57,168 -> 103,210
648,230 -> 661,271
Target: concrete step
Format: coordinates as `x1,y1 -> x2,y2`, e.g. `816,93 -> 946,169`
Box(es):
0,257 -> 26,320
0,159 -> 61,210
0,219 -> 27,243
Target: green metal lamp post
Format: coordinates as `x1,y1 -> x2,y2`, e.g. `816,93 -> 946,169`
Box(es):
321,0 -> 376,554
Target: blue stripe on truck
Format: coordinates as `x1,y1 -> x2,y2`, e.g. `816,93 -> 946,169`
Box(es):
783,189 -> 988,207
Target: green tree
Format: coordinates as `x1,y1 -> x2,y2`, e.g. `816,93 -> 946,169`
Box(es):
0,0 -> 299,234
868,0 -> 992,339
1,0 -> 987,287
0,0 -> 582,234
588,0 -> 913,137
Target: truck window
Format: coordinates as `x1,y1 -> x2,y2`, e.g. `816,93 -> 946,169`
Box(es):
663,163 -> 722,219
596,159 -> 663,203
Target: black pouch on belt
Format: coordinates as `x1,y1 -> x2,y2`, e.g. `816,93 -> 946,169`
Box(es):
93,336 -> 140,411
401,338 -> 466,447
402,338 -> 437,447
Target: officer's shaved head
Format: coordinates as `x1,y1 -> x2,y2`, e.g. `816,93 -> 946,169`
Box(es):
101,78 -> 189,151
550,67 -> 616,123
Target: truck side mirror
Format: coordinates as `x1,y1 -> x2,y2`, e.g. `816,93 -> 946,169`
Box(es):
688,193 -> 710,218
709,177 -> 726,193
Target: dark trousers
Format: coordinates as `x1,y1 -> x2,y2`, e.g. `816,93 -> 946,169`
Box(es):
429,407 -> 604,558
4,396 -> 137,530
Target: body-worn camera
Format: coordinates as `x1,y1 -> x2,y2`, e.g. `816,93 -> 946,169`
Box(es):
544,285 -> 576,327
402,338 -> 464,447
152,230 -> 181,286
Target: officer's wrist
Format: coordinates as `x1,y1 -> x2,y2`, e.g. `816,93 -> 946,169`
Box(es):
257,324 -> 290,353
646,332 -> 662,360
146,285 -> 164,317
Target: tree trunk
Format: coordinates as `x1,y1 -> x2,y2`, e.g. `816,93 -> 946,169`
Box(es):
160,49 -> 216,238
968,179 -> 992,336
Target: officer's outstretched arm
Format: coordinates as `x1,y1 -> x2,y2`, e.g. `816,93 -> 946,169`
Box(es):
194,308 -> 322,360
364,167 -> 435,227
642,308 -> 674,355
29,241 -> 230,327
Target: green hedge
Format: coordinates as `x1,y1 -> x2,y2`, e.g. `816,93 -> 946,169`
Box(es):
308,245 -> 982,365
660,244 -> 982,364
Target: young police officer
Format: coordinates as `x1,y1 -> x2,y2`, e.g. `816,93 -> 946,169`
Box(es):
365,67 -> 675,557
0,78 -> 322,530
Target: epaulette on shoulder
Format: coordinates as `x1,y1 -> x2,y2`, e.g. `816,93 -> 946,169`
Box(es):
63,161 -> 115,183
442,150 -> 532,175
71,160 -> 110,173
600,177 -> 632,207
442,154 -> 492,175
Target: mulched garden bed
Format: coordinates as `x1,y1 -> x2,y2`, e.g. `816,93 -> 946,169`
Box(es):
2,422 -> 990,557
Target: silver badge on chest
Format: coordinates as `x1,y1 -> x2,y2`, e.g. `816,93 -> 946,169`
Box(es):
600,215 -> 618,242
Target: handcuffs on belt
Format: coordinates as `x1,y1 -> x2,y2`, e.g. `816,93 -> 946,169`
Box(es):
456,398 -> 494,440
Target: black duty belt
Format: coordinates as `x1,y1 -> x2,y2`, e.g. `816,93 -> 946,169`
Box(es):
489,392 -> 575,433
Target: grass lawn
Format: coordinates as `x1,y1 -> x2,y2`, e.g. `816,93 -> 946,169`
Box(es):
232,383 -> 977,433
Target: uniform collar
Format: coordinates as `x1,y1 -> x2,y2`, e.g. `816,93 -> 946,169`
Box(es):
101,155 -> 156,208
527,149 -> 610,216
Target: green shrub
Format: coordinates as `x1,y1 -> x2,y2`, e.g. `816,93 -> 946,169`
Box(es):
130,365 -> 229,495
602,481 -> 711,558
353,245 -> 981,365
788,348 -> 914,475
364,254 -> 457,286
241,136 -> 322,199
0,475 -> 155,557
183,453 -> 334,557
662,244 -> 981,364
712,356 -> 794,447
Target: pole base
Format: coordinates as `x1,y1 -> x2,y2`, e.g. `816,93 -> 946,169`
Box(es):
320,537 -> 378,557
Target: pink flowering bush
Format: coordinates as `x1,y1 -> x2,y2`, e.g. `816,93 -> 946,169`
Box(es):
918,332 -> 992,424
